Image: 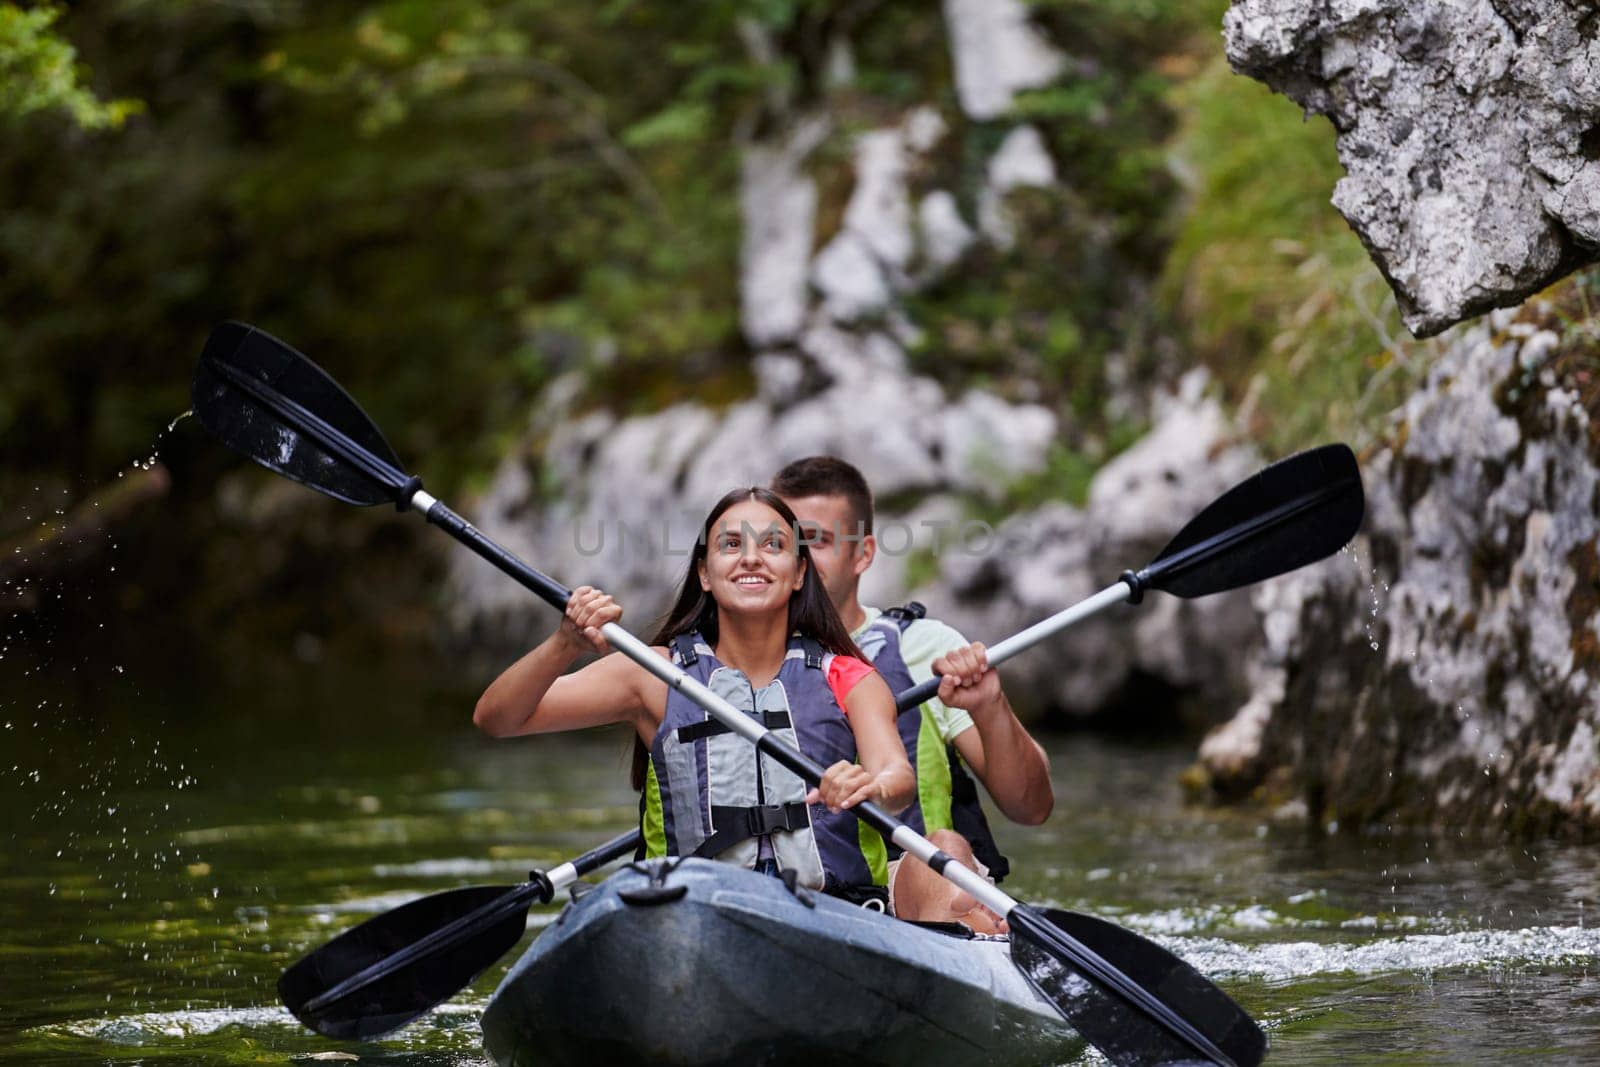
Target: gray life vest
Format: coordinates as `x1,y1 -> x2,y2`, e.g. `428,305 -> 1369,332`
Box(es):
855,603 -> 1010,882
639,632 -> 887,891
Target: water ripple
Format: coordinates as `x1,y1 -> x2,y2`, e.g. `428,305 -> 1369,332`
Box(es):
1176,924 -> 1600,982
39,999 -> 485,1043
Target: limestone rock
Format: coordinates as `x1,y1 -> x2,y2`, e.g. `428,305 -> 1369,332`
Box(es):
978,125 -> 1059,247
843,129 -> 914,273
942,0 -> 1066,121
909,376 -> 1263,720
937,390 -> 1057,498
1224,0 -> 1600,336
453,354 -> 1267,729
812,126 -> 917,320
1086,371 -> 1255,550
812,231 -> 893,321
448,329 -> 1058,650
740,117 -> 829,346
917,191 -> 976,274
901,106 -> 947,155
1200,294 -> 1600,833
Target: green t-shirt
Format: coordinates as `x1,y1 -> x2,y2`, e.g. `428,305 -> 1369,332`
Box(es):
852,605 -> 975,744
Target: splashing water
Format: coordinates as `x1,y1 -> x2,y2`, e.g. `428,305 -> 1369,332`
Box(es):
119,410 -> 192,477
2,407 -> 220,1056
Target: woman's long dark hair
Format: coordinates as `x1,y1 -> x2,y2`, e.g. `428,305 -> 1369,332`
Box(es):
631,486 -> 865,789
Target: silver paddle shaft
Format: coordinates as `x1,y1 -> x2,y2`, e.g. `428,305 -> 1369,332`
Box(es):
892,580 -> 1134,712
983,582 -> 1134,668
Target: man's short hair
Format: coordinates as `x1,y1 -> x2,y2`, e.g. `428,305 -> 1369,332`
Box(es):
770,456 -> 874,535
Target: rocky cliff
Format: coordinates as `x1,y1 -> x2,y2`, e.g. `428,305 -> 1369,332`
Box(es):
1224,0 -> 1600,337
448,0 -> 1268,724
1199,279 -> 1600,834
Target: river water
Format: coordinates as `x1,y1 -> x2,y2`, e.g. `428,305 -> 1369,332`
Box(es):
3,651 -> 1598,1065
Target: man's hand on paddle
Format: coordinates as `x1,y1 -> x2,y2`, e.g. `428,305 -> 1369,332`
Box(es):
932,642 -> 1001,713
560,586 -> 621,655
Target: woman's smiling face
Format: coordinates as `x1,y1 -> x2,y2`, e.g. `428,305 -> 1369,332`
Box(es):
699,498 -> 805,617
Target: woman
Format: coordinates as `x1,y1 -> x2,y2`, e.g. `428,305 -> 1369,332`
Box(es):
473,487 -> 915,895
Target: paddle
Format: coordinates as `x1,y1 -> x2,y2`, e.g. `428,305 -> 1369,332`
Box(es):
276,829 -> 641,1041
893,441 -> 1365,710
192,322 -> 1296,1065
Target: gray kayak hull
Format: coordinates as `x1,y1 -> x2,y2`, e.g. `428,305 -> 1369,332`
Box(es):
480,858 -> 1084,1066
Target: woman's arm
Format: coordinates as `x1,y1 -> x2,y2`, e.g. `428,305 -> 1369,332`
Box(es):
473,586 -> 665,739
811,670 -> 915,815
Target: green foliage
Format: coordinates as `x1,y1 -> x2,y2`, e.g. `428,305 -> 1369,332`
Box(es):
1020,0 -> 1226,259
1005,442 -> 1108,511
4,0 -> 1028,515
0,3 -> 139,128
0,0 -> 766,500
904,186 -> 1143,424
897,0 -> 1215,464
622,100 -> 712,148
1160,56 -> 1411,453
1507,269 -> 1600,463
901,544 -> 941,593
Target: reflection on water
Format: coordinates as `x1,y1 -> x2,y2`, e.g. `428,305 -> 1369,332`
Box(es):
2,656 -> 1598,1065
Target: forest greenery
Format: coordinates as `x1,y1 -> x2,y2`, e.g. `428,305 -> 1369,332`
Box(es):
0,3 -> 138,128
902,0 -> 1234,512
0,0 -> 1403,502
1161,54 -> 1416,456
1,0 -> 1461,644
1,0 -> 766,500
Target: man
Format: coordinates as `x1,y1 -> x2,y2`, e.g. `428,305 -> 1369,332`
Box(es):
772,456 -> 1053,931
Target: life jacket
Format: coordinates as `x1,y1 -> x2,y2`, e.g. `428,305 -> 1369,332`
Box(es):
639,632 -> 887,891
854,603 -> 1010,882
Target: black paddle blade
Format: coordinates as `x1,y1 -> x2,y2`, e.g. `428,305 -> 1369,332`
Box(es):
279,884 -> 532,1040
192,321 -> 409,507
1010,905 -> 1265,1067
1141,442 -> 1363,599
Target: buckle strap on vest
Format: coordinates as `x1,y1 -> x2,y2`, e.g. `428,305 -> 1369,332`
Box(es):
676,709 -> 791,743
670,633 -> 700,667
693,801 -> 811,859
882,601 -> 925,632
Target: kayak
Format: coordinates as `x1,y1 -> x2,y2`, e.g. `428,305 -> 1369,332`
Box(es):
205,321 -> 1293,1067
479,857 -> 1086,1066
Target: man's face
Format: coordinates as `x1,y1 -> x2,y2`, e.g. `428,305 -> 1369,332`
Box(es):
781,493 -> 874,610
